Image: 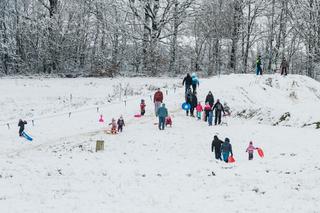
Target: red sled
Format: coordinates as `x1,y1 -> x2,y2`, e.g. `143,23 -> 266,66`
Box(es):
257,148 -> 264,158
134,114 -> 142,118
228,156 -> 235,163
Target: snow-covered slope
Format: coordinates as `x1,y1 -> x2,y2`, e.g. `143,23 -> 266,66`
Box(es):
0,74 -> 319,213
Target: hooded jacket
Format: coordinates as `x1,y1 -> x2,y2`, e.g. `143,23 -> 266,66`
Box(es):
157,104 -> 168,118
221,138 -> 233,155
211,136 -> 224,152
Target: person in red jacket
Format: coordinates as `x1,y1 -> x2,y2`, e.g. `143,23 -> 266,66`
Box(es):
153,88 -> 163,116
196,102 -> 203,120
140,99 -> 146,116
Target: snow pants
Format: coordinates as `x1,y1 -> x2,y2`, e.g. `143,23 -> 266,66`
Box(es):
208,111 -> 213,126
215,149 -> 222,160
158,117 -> 165,130
222,152 -> 230,163
256,66 -> 262,75
215,110 -> 222,125
281,67 -> 287,75
197,111 -> 202,120
192,84 -> 197,94
249,153 -> 253,160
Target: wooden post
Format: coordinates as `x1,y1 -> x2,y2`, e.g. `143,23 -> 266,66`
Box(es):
96,140 -> 104,152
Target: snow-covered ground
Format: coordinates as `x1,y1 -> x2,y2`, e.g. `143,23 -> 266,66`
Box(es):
0,74 -> 320,213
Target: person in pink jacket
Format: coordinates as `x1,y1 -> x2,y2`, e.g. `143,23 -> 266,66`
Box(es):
196,102 -> 203,120
246,141 -> 258,160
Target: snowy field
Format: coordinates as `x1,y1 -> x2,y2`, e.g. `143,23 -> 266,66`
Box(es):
0,74 -> 320,213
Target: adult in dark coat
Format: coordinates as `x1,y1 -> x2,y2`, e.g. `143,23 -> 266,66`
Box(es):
280,57 -> 289,76
190,92 -> 198,117
18,119 -> 27,136
205,91 -> 214,107
212,99 -> 225,125
185,88 -> 193,116
182,73 -> 193,94
211,135 -> 223,160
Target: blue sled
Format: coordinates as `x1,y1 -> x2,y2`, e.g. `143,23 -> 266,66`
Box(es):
22,132 -> 33,141
182,102 -> 191,111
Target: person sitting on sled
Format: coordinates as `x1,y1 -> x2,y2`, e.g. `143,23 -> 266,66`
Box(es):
165,116 -> 172,127
140,99 -> 146,116
109,118 -> 117,134
246,141 -> 258,160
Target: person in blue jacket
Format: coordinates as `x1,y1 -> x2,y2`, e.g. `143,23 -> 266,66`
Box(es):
157,103 -> 168,130
221,138 -> 233,163
191,73 -> 199,93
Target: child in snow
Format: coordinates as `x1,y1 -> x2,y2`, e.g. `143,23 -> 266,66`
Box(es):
165,116 -> 172,127
204,102 -> 212,122
117,116 -> 125,132
18,119 -> 27,136
246,141 -> 258,160
196,102 -> 203,120
140,99 -> 146,116
109,118 -> 117,134
223,102 -> 231,116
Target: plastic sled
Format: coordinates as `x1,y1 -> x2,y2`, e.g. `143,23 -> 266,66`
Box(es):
257,148 -> 264,158
99,115 -> 104,123
22,132 -> 33,141
134,114 -> 142,118
105,130 -> 117,135
228,156 -> 235,163
181,102 -> 191,111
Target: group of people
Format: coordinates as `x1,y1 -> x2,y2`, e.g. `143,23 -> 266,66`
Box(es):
153,88 -> 172,130
108,116 -> 125,134
183,73 -> 231,126
256,55 -> 289,76
211,135 -> 259,162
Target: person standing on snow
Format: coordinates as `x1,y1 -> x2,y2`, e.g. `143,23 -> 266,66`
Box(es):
256,55 -> 262,75
246,141 -> 258,160
140,99 -> 146,116
211,135 -> 224,160
18,119 -> 27,137
212,99 -> 225,125
182,73 -> 193,94
185,88 -> 193,116
190,92 -> 198,117
153,88 -> 163,117
280,57 -> 289,76
196,102 -> 203,120
157,103 -> 168,130
221,138 -> 233,163
203,102 -> 212,122
117,116 -> 125,132
205,91 -> 214,107
191,73 -> 199,94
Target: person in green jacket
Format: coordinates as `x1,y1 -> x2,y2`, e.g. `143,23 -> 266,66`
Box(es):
256,55 -> 262,75
157,103 -> 168,130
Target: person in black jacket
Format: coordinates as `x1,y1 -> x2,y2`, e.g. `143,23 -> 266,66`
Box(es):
211,135 -> 223,160
212,99 -> 225,125
205,91 -> 214,107
185,88 -> 193,116
182,73 -> 192,94
190,92 -> 198,117
18,119 -> 27,136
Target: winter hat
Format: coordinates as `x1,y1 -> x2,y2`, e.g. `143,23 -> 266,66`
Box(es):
192,73 -> 196,77
249,141 -> 253,145
225,138 -> 230,143
162,103 -> 166,107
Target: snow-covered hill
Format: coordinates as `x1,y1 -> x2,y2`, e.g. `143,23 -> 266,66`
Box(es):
0,74 -> 319,213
